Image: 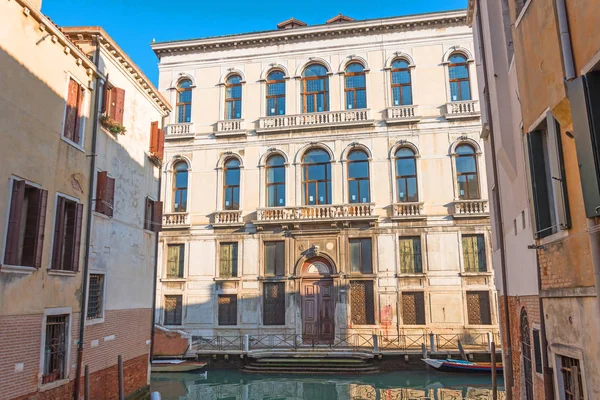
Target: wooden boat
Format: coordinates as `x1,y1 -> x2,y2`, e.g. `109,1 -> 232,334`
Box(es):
422,358 -> 503,373
151,360 -> 207,373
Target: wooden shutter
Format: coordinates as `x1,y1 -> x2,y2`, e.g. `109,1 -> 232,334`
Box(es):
105,176 -> 115,218
4,180 -> 25,265
152,201 -> 163,232
150,121 -> 159,154
33,190 -> 48,268
144,197 -> 150,230
64,78 -> 79,140
71,203 -> 84,271
526,131 -> 553,238
73,85 -> 84,144
545,112 -> 570,230
95,171 -> 107,214
51,197 -> 66,269
101,74 -> 110,114
157,128 -> 165,161
22,188 -> 47,267
112,87 -> 125,124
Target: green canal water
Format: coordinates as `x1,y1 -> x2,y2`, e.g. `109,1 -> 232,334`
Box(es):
151,369 -> 505,400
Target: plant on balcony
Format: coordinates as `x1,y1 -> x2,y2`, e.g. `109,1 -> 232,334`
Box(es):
100,115 -> 127,135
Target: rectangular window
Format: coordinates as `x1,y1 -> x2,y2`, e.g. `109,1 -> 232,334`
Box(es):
87,274 -> 105,320
462,234 -> 487,272
560,356 -> 584,400
399,237 -> 422,274
402,292 -> 426,325
466,291 -> 492,325
349,238 -> 373,274
42,315 -> 68,384
219,243 -> 238,278
144,197 -> 162,232
64,77 -> 84,144
263,282 -> 285,325
167,244 -> 185,278
532,329 -> 543,373
105,86 -> 125,125
350,280 -> 375,325
264,241 -> 285,276
218,294 -> 237,325
4,180 -> 48,268
51,196 -> 83,271
95,171 -> 115,217
164,295 -> 182,325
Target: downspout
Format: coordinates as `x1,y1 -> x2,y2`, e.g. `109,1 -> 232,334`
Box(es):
149,138 -> 163,363
555,0 -> 575,81
473,2 -> 514,398
74,37 -> 102,400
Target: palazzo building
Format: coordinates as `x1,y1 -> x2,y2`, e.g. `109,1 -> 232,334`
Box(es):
152,10 -> 499,343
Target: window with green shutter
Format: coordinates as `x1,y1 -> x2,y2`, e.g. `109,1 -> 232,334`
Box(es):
219,242 -> 238,277
399,237 -> 422,274
462,234 -> 487,273
167,244 -> 185,278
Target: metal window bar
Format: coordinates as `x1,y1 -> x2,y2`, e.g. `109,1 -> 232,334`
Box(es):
87,274 -> 104,319
561,356 -> 584,400
42,315 -> 68,384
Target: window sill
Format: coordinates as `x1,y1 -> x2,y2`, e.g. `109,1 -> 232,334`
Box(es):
1,265 -> 36,274
344,274 -> 376,279
93,211 -> 112,220
40,378 -> 69,391
85,317 -> 105,326
47,269 -> 77,277
259,276 -> 288,281
397,273 -> 426,278
399,324 -> 427,328
163,324 -> 184,329
460,272 -> 492,277
161,278 -> 186,282
60,135 -> 85,153
214,277 -> 241,281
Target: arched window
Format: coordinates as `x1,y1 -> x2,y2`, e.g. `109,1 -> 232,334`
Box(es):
223,158 -> 241,210
455,144 -> 480,200
449,54 -> 471,101
266,70 -> 286,116
301,64 -> 329,113
345,63 -> 366,110
266,155 -> 285,207
302,149 -> 331,205
176,79 -> 192,123
347,150 -> 370,203
225,75 -> 242,120
395,148 -> 418,202
173,162 -> 188,212
521,309 -> 534,400
391,59 -> 412,106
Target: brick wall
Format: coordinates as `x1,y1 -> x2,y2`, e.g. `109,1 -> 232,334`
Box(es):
537,234 -> 594,291
85,353 -> 149,400
153,326 -> 190,356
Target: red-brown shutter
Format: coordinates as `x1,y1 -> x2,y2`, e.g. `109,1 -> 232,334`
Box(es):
4,180 -> 25,265
73,85 -> 84,144
72,203 -> 84,271
21,188 -> 44,267
113,87 -> 125,124
105,176 -> 115,217
95,171 -> 107,214
157,128 -> 165,161
144,197 -> 150,230
51,197 -> 66,269
33,189 -> 48,268
64,78 -> 79,140
108,88 -> 117,120
152,201 -> 163,233
150,121 -> 159,154
101,74 -> 110,114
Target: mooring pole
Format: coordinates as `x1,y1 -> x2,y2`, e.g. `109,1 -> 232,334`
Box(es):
118,355 -> 124,400
491,341 -> 497,400
84,364 -> 90,400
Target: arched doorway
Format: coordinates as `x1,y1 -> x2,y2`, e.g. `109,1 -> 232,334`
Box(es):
301,257 -> 334,344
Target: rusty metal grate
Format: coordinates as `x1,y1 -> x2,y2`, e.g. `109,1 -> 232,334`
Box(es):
466,291 -> 491,325
402,292 -> 425,325
561,356 -> 584,400
350,281 -> 374,325
263,282 -> 285,325
42,315 -> 68,384
87,274 -> 104,319
164,295 -> 182,325
218,294 -> 237,326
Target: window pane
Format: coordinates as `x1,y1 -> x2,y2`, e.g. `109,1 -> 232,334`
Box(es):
401,86 -> 412,105
267,98 -> 276,116
359,180 -> 370,203
306,183 -> 316,205
456,155 -> 477,173
275,241 -> 285,276
175,171 -> 188,188
458,175 -> 468,199
396,157 -> 416,176
225,168 -> 240,186
449,65 -> 469,80
234,100 -> 242,118
226,102 -> 233,119
348,181 -> 359,203
303,65 -> 328,77
267,185 -> 277,208
346,91 -> 355,109
407,178 -> 418,202
178,90 -> 191,103
267,166 -> 285,183
305,95 -> 315,113
349,240 -> 361,273
232,187 -> 239,209
307,164 -> 325,181
277,97 -> 285,115
360,239 -> 372,273
317,182 -> 327,204
316,93 -> 325,112
276,184 -> 285,206
265,242 -> 275,275
356,90 -> 367,109
348,161 -> 369,178
397,179 -> 407,202
392,87 -> 401,106
177,105 -> 185,123
468,174 -> 480,199
460,81 -> 471,100
450,81 -> 459,102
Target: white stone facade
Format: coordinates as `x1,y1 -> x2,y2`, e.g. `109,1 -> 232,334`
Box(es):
152,10 -> 499,341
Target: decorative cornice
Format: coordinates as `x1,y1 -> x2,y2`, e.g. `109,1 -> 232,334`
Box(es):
152,10 -> 468,57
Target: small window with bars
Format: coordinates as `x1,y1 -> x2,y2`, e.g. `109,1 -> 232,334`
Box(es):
263,282 -> 285,325
402,291 -> 426,325
87,274 -> 105,320
466,291 -> 492,325
350,280 -> 375,325
167,244 -> 185,278
218,294 -> 237,326
399,237 -> 422,274
164,295 -> 182,325
560,356 -> 584,400
42,314 -> 68,384
462,234 -> 487,272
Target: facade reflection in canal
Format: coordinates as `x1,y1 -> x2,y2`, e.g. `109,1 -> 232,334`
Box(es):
151,370 -> 505,400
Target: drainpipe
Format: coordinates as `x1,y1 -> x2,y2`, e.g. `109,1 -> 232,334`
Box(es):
555,0 -> 576,81
149,137 -> 163,363
74,37 -> 102,400
474,2 -> 513,398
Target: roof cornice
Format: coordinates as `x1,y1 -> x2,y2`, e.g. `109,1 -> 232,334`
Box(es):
62,27 -> 171,113
152,10 -> 468,57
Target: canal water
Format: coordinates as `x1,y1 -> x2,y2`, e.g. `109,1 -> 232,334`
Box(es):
151,369 -> 505,400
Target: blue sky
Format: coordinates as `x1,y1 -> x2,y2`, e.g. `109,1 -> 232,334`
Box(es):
43,0 -> 467,85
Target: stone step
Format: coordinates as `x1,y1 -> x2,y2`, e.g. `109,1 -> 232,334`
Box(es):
255,358 -> 366,364
242,365 -> 380,374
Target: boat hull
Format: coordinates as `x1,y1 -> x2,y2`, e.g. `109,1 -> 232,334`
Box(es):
423,358 -> 503,374
151,362 -> 207,373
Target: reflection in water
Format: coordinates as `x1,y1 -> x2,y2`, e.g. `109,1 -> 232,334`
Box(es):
151,369 -> 506,400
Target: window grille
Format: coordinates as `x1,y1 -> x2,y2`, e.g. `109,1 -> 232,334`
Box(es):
263,282 -> 285,325
350,280 -> 375,325
87,274 -> 104,319
42,315 -> 68,384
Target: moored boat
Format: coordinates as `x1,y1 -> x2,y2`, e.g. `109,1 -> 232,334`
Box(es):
151,360 -> 207,373
422,358 -> 503,373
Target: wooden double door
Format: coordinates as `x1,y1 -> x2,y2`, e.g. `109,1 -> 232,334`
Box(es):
301,279 -> 334,343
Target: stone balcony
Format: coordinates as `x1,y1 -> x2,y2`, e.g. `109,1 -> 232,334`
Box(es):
391,202 -> 425,220
256,109 -> 373,133
215,119 -> 246,137
444,100 -> 480,119
213,210 -> 244,227
255,203 -> 377,226
452,199 -> 489,218
162,212 -> 190,229
164,123 -> 194,139
384,105 -> 421,124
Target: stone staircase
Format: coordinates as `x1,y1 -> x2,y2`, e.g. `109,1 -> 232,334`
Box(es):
242,351 -> 379,374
